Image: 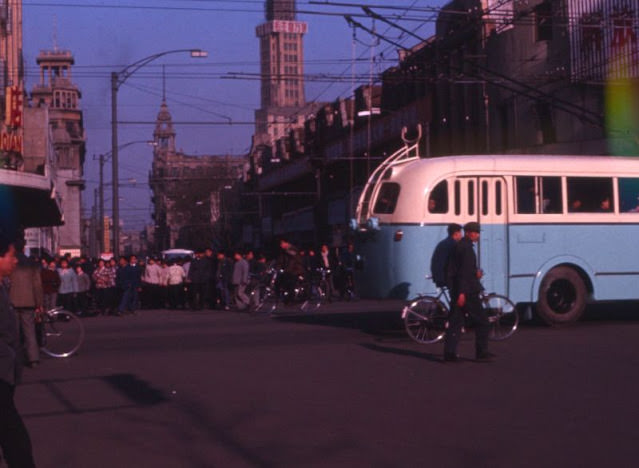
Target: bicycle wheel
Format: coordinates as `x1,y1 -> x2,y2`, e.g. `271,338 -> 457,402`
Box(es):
253,286 -> 278,314
300,282 -> 324,312
402,296 -> 448,344
40,310 -> 85,358
483,294 -> 519,340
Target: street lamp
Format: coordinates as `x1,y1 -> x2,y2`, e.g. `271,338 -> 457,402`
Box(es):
111,48 -> 207,256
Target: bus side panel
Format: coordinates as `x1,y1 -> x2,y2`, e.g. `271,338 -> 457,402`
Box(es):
478,223 -> 509,296
508,224 -> 639,303
354,224 -> 446,299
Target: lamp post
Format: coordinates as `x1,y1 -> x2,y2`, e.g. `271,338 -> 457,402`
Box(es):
111,48 -> 207,256
97,140 -> 155,253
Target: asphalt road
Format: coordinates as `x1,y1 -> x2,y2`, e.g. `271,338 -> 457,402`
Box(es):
11,300 -> 639,468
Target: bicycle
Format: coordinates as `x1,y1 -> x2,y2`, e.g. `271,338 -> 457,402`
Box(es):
36,307 -> 85,358
401,280 -> 519,345
252,268 -> 324,314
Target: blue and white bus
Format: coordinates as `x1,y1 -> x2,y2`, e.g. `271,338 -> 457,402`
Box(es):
351,142 -> 639,325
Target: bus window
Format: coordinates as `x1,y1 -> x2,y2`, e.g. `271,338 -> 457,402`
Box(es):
515,176 -> 535,214
481,180 -> 489,215
495,180 -> 502,215
619,178 -> 639,212
567,177 -> 613,212
468,180 -> 475,215
454,180 -> 461,215
540,177 -> 561,213
373,182 -> 400,214
428,180 -> 448,213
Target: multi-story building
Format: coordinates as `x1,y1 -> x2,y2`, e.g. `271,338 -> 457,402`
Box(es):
254,0 -> 307,145
30,49 -> 86,256
149,100 -> 246,251
1,0 -> 63,243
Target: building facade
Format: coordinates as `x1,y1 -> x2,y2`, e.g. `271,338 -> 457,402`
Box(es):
30,49 -> 86,256
149,100 -> 246,251
1,0 -> 63,242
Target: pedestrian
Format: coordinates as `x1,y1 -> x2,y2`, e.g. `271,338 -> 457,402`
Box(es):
444,222 -> 494,362
159,260 -> 169,309
276,238 -> 304,301
118,255 -> 142,315
430,223 -> 462,289
105,258 -> 119,314
141,257 -> 162,309
231,250 -> 250,311
9,238 -> 43,368
0,231 -> 37,468
41,259 -> 61,312
57,258 -> 77,313
74,265 -> 91,316
318,244 -> 337,301
92,259 -> 112,315
167,260 -> 186,309
187,249 -> 210,310
215,252 -> 232,310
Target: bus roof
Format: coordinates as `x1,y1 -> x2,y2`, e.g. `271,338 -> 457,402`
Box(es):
393,154 -> 639,178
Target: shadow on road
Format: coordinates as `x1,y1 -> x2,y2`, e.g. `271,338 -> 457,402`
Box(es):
272,309 -> 406,339
582,300 -> 639,323
359,342 -> 443,363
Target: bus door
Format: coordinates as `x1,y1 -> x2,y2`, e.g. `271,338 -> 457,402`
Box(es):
478,177 -> 509,295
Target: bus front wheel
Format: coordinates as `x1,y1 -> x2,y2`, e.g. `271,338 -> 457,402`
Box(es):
536,266 -> 586,325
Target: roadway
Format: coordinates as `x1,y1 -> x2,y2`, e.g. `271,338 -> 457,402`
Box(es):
14,300 -> 639,468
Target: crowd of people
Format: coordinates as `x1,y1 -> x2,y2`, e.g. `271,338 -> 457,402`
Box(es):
14,240 -> 357,319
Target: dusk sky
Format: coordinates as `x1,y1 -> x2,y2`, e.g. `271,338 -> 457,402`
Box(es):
21,1 -> 444,229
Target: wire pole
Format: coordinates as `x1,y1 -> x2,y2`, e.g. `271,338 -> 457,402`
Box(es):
111,71 -> 119,255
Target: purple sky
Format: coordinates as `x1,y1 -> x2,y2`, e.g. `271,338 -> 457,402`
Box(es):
22,1 -> 442,229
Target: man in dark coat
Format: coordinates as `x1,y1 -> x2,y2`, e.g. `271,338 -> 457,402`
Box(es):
118,255 -> 142,315
0,232 -> 37,467
430,223 -> 462,289
188,249 -> 211,310
444,222 -> 493,362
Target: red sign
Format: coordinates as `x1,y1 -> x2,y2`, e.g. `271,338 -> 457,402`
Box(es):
4,85 -> 23,128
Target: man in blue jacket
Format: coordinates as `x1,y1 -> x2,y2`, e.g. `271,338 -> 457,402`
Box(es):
118,255 -> 142,315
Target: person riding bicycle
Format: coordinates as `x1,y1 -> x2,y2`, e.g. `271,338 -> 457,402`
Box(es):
430,223 -> 462,289
444,222 -> 494,363
276,239 -> 305,302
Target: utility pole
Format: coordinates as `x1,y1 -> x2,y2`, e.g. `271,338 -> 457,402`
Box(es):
99,153 -> 105,253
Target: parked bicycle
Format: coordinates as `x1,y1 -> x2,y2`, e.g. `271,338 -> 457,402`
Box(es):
36,306 -> 85,358
401,279 -> 519,345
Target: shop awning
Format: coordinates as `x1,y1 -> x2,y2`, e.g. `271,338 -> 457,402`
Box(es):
0,169 -> 64,229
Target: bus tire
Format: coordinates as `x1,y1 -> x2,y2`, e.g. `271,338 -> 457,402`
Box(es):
536,266 -> 586,325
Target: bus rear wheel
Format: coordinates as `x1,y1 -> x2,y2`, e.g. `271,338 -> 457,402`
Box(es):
536,266 -> 586,325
